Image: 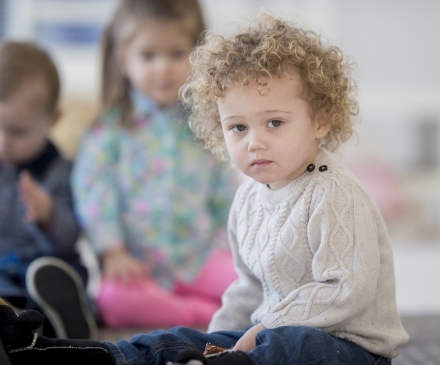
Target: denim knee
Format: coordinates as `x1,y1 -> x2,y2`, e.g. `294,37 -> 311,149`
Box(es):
288,325 -> 332,348
254,326 -> 375,365
256,325 -> 328,346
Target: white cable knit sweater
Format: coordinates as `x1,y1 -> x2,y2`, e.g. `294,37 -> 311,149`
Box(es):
208,150 -> 409,358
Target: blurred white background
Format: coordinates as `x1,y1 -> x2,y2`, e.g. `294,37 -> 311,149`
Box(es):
1,0 -> 439,315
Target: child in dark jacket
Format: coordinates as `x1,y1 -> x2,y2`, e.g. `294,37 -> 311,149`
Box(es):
0,41 -> 96,339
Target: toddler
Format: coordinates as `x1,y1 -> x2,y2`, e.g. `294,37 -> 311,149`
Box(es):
1,13 -> 409,365
0,41 -> 96,339
72,0 -> 238,328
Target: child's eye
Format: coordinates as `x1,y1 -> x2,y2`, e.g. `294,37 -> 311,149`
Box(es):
170,50 -> 186,60
268,120 -> 282,128
232,125 -> 247,132
140,51 -> 154,60
8,128 -> 28,137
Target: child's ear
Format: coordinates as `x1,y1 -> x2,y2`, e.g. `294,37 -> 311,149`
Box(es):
315,109 -> 331,139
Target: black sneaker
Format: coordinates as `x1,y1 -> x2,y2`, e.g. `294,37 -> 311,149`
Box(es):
0,330 -> 12,365
0,300 -> 116,365
26,257 -> 97,339
168,348 -> 256,365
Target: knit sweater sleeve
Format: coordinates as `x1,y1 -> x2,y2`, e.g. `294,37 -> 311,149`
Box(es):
262,175 -> 381,330
71,118 -> 125,256
208,187 -> 263,332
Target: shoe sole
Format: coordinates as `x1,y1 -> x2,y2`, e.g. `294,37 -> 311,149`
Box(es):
26,257 -> 97,340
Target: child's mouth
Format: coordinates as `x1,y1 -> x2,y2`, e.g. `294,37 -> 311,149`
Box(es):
251,159 -> 272,168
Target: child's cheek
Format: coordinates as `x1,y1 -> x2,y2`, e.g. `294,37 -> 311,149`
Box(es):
225,139 -> 238,159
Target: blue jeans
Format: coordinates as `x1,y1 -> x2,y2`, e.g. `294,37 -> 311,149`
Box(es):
105,325 -> 391,365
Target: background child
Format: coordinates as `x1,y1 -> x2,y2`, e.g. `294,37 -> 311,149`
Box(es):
72,0 -> 238,328
0,41 -> 96,339
0,13 -> 409,365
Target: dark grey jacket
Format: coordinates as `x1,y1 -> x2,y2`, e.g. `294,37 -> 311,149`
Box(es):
0,141 -> 80,262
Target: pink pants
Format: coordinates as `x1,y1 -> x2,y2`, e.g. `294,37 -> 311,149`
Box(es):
97,250 -> 237,328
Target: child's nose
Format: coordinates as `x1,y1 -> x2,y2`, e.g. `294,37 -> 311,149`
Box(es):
155,57 -> 172,74
247,130 -> 267,152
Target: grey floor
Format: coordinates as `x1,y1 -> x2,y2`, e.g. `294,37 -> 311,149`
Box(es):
394,316 -> 440,365
98,316 -> 440,365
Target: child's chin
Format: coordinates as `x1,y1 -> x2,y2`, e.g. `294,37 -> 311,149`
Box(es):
253,177 -> 276,186
245,171 -> 279,186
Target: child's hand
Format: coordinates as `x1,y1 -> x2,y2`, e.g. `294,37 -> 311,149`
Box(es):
233,323 -> 266,352
102,248 -> 149,285
19,170 -> 54,230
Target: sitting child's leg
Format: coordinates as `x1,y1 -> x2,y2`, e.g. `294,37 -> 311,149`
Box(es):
1,298 -> 249,365
175,249 -> 238,301
170,326 -> 391,365
0,298 -> 115,365
98,250 -> 237,329
98,277 -> 220,328
249,326 -> 390,365
3,296 -> 388,365
106,326 -> 245,365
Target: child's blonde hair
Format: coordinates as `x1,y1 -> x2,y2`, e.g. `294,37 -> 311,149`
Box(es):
0,41 -> 60,113
181,14 -> 359,160
101,0 -> 205,124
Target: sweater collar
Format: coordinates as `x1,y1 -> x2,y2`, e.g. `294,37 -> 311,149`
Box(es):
16,140 -> 59,179
257,149 -> 333,205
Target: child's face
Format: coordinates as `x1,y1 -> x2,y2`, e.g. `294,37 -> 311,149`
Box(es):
121,21 -> 193,108
217,74 -> 330,190
0,76 -> 57,166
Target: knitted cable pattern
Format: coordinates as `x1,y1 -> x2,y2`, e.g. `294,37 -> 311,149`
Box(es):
208,149 -> 409,359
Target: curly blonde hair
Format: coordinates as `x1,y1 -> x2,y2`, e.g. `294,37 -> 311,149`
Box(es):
181,13 -> 359,160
